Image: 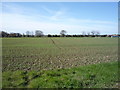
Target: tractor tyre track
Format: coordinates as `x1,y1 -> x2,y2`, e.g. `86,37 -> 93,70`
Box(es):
50,38 -> 61,50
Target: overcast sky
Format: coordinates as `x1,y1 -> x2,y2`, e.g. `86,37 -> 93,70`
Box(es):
2,2 -> 118,35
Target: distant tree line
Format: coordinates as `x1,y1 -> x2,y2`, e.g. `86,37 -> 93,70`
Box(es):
0,30 -> 119,37
0,30 -> 44,37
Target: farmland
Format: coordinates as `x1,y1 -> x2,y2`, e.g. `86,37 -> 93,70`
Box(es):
2,37 -> 118,88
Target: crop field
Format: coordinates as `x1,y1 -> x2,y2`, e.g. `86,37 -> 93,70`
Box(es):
2,37 -> 118,88
2,37 -> 118,71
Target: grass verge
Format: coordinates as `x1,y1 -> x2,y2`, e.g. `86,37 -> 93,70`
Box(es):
2,61 -> 118,88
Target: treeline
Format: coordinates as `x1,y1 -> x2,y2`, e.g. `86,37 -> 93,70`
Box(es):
47,34 -> 109,37
0,30 -> 44,37
0,30 -> 119,37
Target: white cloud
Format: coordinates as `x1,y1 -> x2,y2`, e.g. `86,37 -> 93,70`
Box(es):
2,3 -> 118,35
2,13 -> 117,35
66,18 -> 117,25
41,6 -> 67,21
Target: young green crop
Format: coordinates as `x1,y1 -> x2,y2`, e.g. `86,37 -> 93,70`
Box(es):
2,37 -> 118,71
2,61 -> 118,88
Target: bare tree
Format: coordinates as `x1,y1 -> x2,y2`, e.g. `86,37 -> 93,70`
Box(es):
31,31 -> 34,37
26,31 -> 30,37
60,30 -> 67,37
87,32 -> 91,37
95,31 -> 100,37
91,30 -> 100,37
91,30 -> 96,35
96,31 -> 100,35
35,30 -> 44,37
22,33 -> 25,37
87,32 -> 90,35
82,31 -> 86,36
31,31 -> 34,35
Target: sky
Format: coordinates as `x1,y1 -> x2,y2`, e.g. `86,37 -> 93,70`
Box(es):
2,2 -> 118,35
